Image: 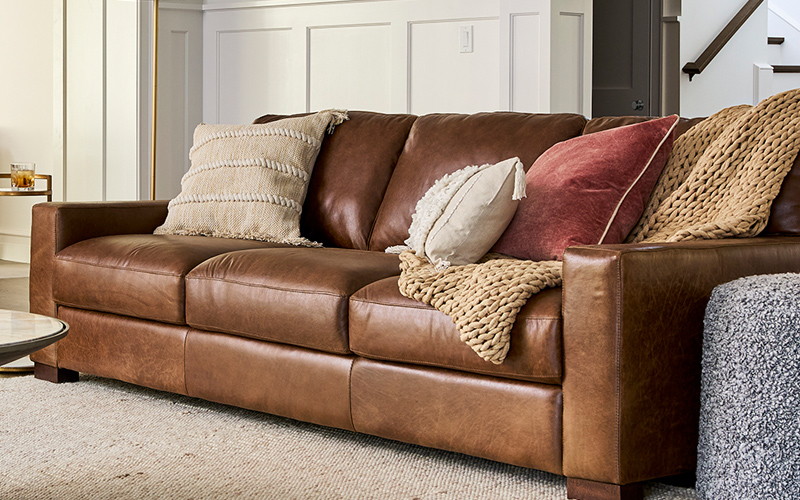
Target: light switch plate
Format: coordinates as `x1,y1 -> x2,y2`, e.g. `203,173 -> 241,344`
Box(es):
459,25 -> 473,53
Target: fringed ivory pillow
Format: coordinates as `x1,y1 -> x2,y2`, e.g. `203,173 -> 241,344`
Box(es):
387,157 -> 526,269
154,110 -> 348,245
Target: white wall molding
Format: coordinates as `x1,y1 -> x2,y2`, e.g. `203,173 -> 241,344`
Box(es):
307,22 -> 393,112
407,16 -> 500,115
551,0 -> 591,114
202,0 -> 402,11
65,1 -> 104,202
499,0 -> 591,115
507,12 -> 543,111
201,0 -> 592,124
154,6 -> 203,199
753,62 -> 774,104
161,2 -> 204,10
138,0 -> 153,200
54,0 -> 66,203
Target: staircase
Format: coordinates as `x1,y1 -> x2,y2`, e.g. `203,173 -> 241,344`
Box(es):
681,0 -> 798,107
768,0 -> 800,95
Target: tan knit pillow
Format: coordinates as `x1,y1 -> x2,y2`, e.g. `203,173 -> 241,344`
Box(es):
154,110 -> 347,245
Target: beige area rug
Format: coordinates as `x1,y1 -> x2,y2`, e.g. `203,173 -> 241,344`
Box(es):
0,375 -> 697,500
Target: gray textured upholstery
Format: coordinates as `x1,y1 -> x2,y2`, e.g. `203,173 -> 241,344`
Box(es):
697,273 -> 800,500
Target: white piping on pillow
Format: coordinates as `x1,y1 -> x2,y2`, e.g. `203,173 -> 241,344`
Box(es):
598,115 -> 679,244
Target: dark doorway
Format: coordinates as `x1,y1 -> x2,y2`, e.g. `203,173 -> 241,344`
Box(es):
592,0 -> 664,117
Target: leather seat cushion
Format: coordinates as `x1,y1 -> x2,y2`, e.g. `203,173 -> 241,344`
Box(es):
185,247 -> 401,354
53,234 -> 283,324
349,277 -> 562,384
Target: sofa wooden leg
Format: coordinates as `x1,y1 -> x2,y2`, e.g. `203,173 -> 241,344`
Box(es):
34,363 -> 79,383
658,471 -> 696,488
566,478 -> 643,500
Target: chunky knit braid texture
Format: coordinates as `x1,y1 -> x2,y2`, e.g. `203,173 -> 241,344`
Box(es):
398,88 -> 800,364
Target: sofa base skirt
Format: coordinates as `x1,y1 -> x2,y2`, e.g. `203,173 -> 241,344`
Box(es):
351,358 -> 564,475
39,307 -> 564,476
54,307 -> 189,395
46,307 -> 355,432
184,329 -> 354,432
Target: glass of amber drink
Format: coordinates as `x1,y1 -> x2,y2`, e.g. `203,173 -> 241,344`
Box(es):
10,163 -> 35,191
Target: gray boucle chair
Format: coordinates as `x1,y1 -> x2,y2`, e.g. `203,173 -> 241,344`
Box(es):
697,273 -> 800,500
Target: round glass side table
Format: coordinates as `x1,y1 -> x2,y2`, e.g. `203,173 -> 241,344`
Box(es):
0,310 -> 68,371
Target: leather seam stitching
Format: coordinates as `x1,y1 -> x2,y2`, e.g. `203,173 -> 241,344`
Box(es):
184,321 -> 350,355
349,297 -> 431,310
570,238 -> 800,256
53,211 -> 62,369
51,299 -> 181,325
347,358 -> 356,432
54,304 -> 62,368
56,259 -> 183,277
183,328 -> 189,396
54,210 -> 62,252
349,349 -> 560,383
350,298 -> 561,322
186,276 -> 347,298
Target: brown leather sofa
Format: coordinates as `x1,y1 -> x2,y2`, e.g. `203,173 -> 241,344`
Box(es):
29,111 -> 800,500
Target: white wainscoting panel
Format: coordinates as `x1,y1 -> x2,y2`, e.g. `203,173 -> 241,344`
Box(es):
66,0 -> 104,202
157,29 -> 190,199
409,18 -> 500,115
106,0 -> 139,201
217,28 -> 295,124
309,23 -> 392,112
500,0 -> 591,115
200,0 -> 593,123
551,0 -> 591,114
510,13 -> 543,112
550,11 -> 584,113
156,7 -> 203,199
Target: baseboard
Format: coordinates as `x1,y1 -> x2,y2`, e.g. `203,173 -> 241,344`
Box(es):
0,235 -> 31,263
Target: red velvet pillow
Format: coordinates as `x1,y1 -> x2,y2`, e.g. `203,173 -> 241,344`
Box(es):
492,115 -> 679,261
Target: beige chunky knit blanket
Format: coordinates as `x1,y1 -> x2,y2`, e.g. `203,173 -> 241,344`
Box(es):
398,88 -> 800,364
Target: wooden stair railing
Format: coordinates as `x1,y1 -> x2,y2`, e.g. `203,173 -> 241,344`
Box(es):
772,65 -> 800,73
768,37 -> 785,45
683,0 -> 764,81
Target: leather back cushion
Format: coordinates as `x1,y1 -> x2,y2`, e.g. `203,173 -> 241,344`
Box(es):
582,115 -> 706,137
584,115 -> 800,235
367,112 -> 588,251
254,111 -> 417,249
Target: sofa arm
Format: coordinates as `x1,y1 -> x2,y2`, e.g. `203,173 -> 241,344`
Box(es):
561,236 -> 800,486
30,201 -> 169,318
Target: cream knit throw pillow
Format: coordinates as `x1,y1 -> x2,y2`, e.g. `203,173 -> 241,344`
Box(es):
154,110 -> 348,245
387,158 -> 526,269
